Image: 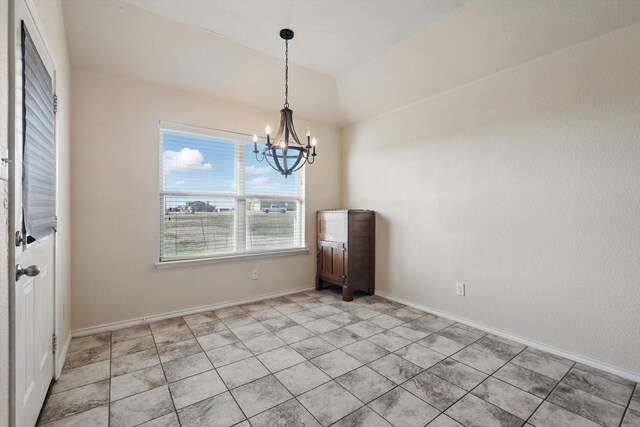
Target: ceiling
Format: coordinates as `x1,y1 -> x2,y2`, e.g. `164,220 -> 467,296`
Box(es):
61,0 -> 342,123
122,0 -> 466,78
61,0 -> 640,125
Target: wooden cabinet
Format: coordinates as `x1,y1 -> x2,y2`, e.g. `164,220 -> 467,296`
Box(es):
316,210 -> 375,301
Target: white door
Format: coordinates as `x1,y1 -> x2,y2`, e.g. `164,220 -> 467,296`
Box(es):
11,1 -> 57,426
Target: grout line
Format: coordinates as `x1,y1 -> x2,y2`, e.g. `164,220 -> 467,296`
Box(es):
46,291 -> 639,427
203,293 -> 428,424
221,323 -> 273,423
42,291 -> 333,425
379,291 -> 640,384
489,362 -> 561,399
442,344 -> 528,426
292,396 -> 324,427
563,371 -> 635,408
618,383 -> 637,427
39,301 -> 468,424
147,321 -> 197,427
571,363 -> 636,388
149,333 -> 180,426
522,358 -> 576,426
214,309 -> 385,422
107,329 -> 412,419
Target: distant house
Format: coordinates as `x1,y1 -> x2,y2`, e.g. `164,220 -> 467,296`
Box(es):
186,201 -> 217,213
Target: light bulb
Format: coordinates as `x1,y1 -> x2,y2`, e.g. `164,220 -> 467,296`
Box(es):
280,140 -> 286,148
311,137 -> 317,146
252,134 -> 258,142
265,125 -> 271,135
306,129 -> 311,137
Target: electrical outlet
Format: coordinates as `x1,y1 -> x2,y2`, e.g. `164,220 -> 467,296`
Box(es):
252,269 -> 259,280
456,283 -> 465,296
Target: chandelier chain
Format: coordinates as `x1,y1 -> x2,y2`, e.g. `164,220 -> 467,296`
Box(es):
284,39 -> 289,108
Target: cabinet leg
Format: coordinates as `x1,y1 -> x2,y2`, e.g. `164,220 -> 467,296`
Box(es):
342,287 -> 353,302
315,276 -> 322,291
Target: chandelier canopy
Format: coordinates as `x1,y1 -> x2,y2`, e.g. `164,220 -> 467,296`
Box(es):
253,29 -> 316,177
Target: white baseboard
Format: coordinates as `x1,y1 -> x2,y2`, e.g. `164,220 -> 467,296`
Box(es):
55,332 -> 72,379
71,285 -> 315,338
377,290 -> 640,384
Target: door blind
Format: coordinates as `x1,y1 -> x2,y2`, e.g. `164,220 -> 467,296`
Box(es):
22,25 -> 56,241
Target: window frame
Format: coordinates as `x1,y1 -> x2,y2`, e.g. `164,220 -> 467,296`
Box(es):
156,121 -> 307,268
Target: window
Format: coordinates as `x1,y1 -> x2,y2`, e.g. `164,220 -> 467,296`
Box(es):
159,122 -> 305,263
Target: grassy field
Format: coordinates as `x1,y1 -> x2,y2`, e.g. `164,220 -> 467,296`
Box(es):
161,211 -> 298,258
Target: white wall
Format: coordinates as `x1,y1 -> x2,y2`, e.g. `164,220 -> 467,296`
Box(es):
342,23 -> 640,374
70,68 -> 341,330
32,0 -> 72,374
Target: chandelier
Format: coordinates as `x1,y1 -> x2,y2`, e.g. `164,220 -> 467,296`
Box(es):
252,29 -> 316,177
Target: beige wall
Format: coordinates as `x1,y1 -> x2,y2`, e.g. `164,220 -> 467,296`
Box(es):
0,0 -> 9,422
32,0 -> 72,375
342,23 -> 640,374
70,68 -> 341,330
337,0 -> 640,124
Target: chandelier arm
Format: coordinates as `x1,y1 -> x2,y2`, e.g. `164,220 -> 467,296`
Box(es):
260,144 -> 270,157
264,151 -> 278,170
292,156 -> 308,172
285,110 -> 303,146
286,147 -> 305,171
306,154 -> 316,165
300,146 -> 313,164
271,146 -> 288,175
282,144 -> 290,173
272,110 -> 286,145
284,123 -> 290,148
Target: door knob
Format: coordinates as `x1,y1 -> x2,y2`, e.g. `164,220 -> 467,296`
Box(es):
16,264 -> 40,281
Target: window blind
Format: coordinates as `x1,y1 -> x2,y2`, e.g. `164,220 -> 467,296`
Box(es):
159,124 -> 305,261
22,25 -> 56,241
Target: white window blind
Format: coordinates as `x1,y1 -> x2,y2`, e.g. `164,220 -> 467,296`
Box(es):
22,25 -> 56,241
159,122 -> 305,262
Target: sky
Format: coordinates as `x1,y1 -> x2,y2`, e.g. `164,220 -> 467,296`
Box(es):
162,130 -> 300,204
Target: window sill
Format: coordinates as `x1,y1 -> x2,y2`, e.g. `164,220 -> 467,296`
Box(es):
154,248 -> 310,270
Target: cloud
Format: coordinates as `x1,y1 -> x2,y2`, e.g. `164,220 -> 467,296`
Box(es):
164,148 -> 212,172
250,176 -> 269,187
245,165 -> 271,175
247,174 -> 297,195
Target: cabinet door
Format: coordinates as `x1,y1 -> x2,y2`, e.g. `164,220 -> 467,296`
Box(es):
317,240 -> 346,284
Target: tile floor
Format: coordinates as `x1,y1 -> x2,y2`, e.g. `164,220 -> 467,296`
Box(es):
37,288 -> 639,427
